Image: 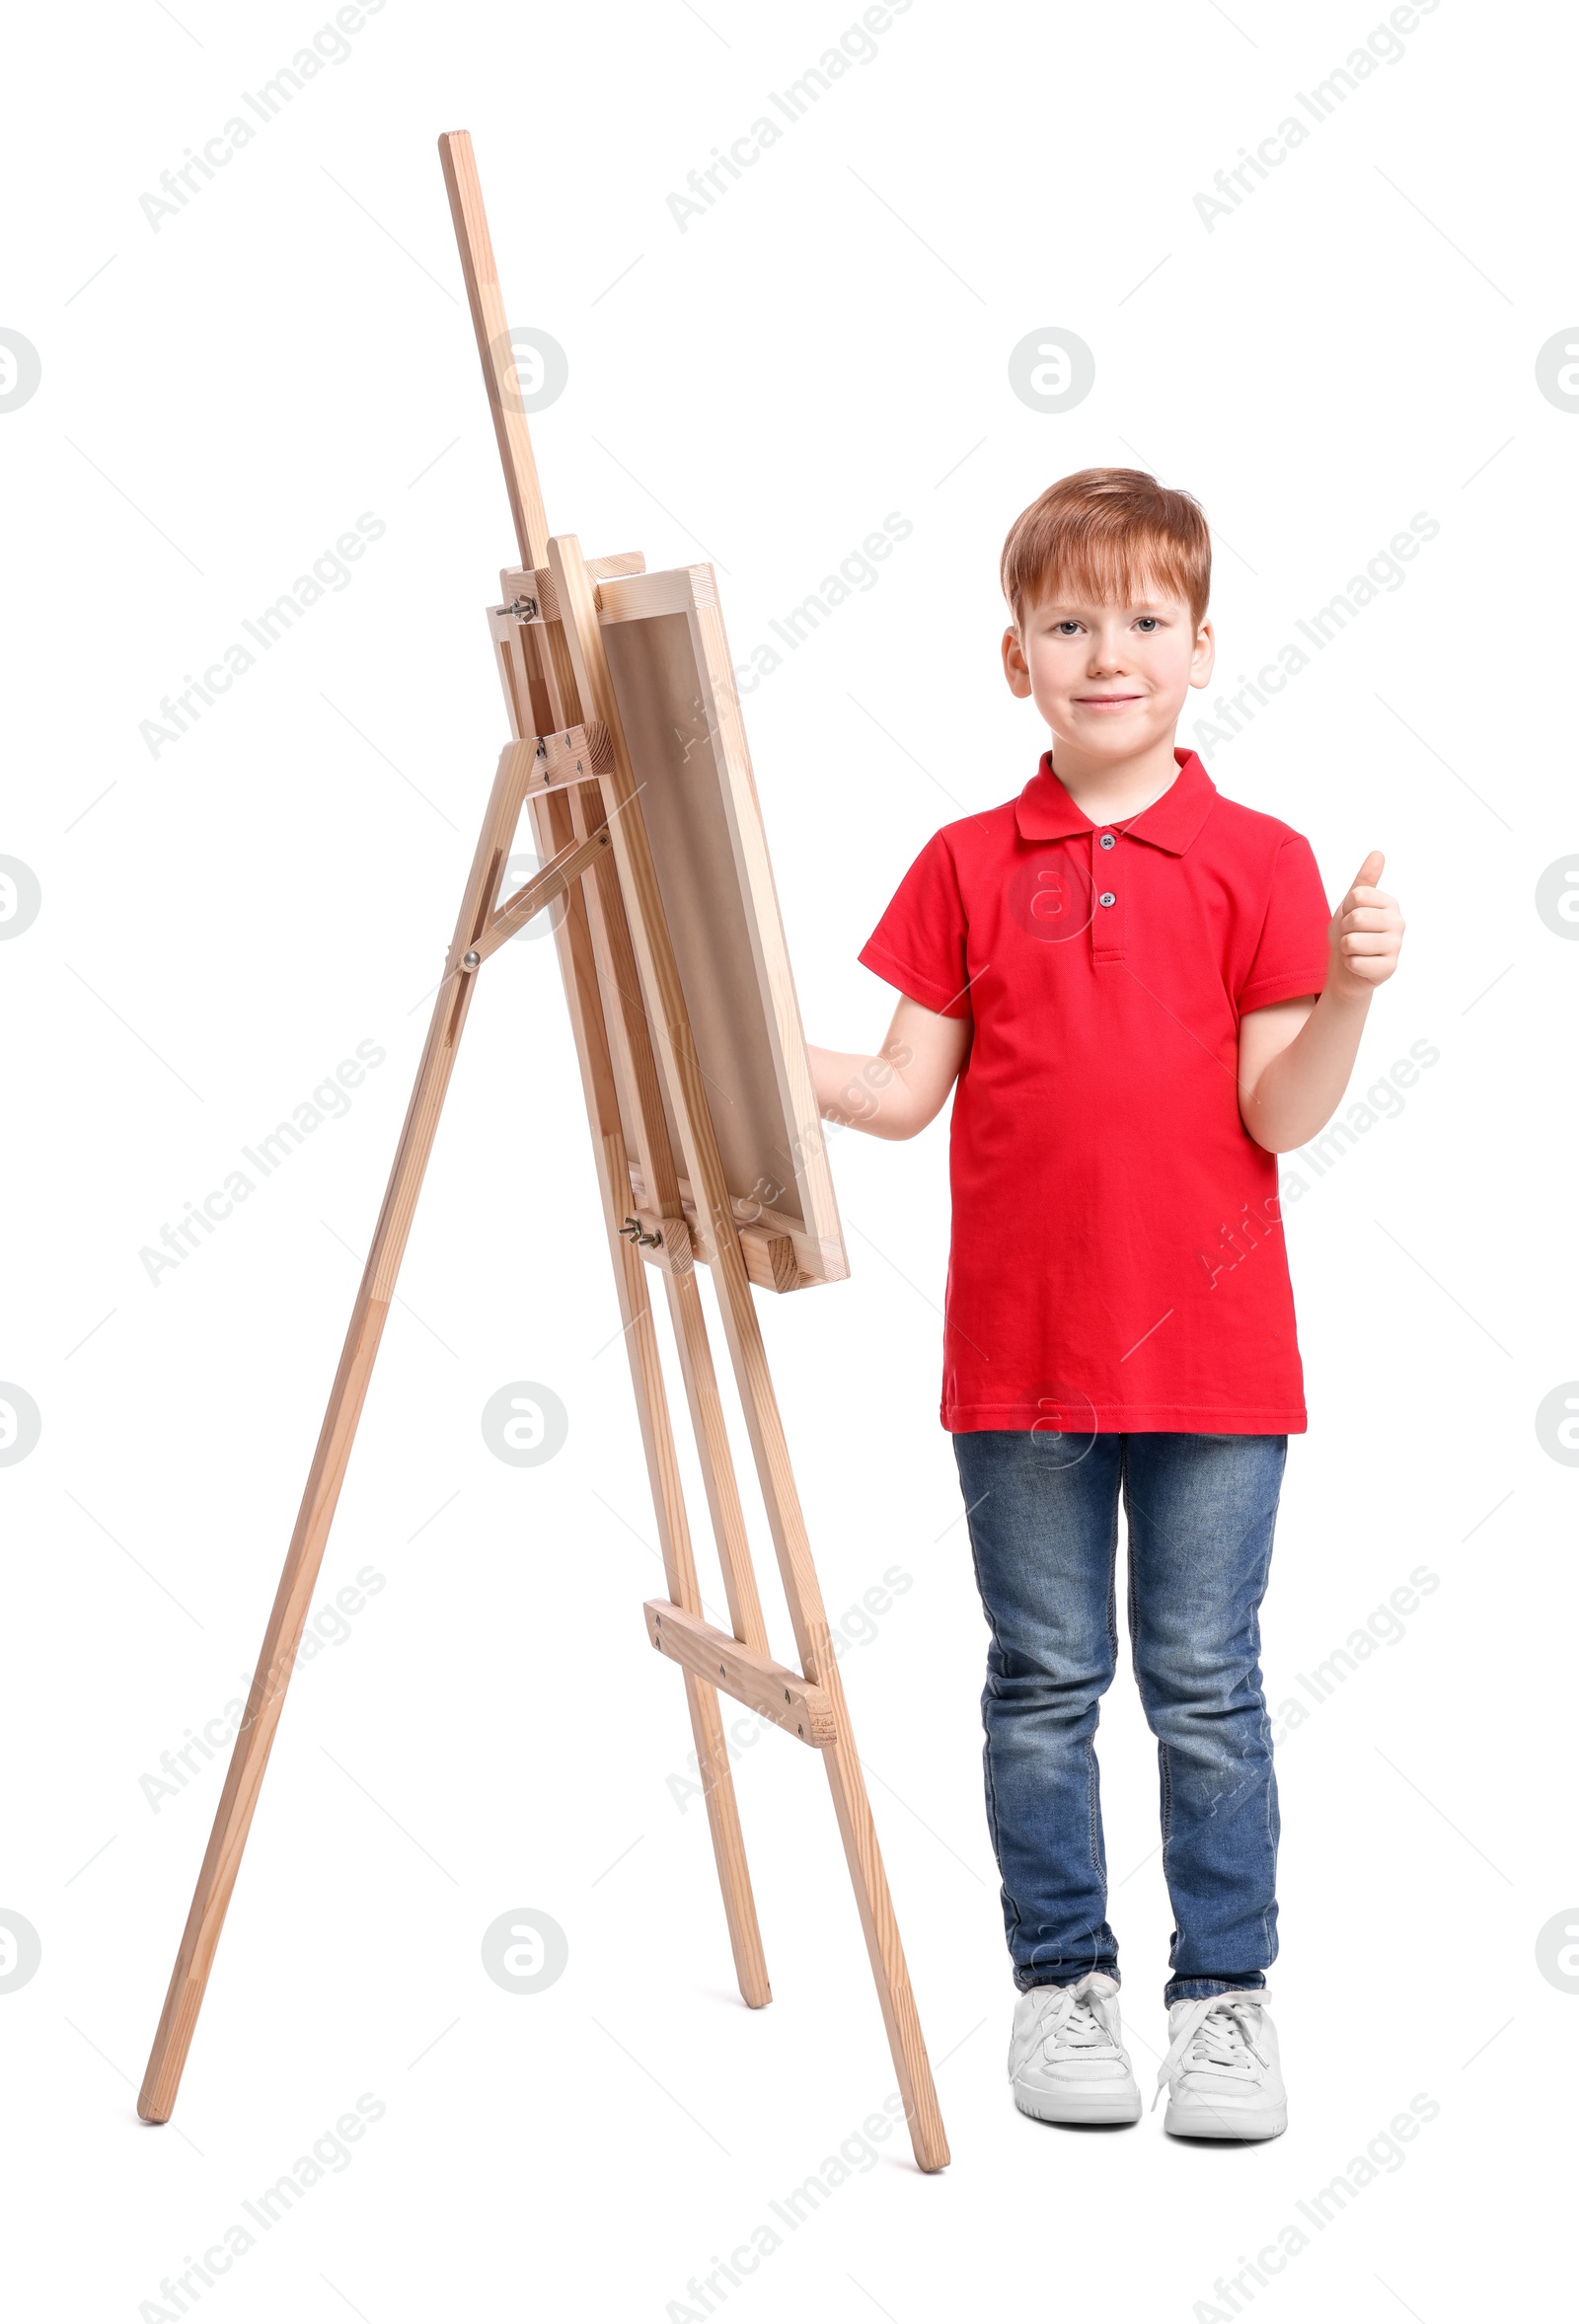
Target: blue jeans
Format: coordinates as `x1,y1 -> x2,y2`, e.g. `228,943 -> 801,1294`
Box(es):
951,1430 -> 1286,2005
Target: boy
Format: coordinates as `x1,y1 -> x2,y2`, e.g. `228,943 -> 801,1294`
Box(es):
808,469 -> 1404,2140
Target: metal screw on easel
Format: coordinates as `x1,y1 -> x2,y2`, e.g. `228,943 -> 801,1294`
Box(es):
461,949 -> 481,971
621,1216 -> 662,1248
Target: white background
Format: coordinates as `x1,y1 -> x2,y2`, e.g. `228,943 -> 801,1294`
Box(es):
2,1 -> 1573,2317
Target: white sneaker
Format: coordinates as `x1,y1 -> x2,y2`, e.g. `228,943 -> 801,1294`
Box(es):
1154,1989 -> 1287,2139
1009,1973 -> 1142,2125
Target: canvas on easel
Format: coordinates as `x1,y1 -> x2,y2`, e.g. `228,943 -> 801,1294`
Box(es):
136,130 -> 948,2176
489,554 -> 847,1293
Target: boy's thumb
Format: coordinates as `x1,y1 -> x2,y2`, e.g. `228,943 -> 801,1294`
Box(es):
1352,849 -> 1385,892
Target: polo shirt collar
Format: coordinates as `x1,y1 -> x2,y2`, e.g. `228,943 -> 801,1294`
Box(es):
1015,747 -> 1217,856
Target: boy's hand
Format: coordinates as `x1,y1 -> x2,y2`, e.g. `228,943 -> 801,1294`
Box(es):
1326,850 -> 1404,1001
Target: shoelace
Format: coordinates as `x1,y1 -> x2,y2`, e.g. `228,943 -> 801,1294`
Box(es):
1031,1984 -> 1119,2058
1151,1990 -> 1269,2108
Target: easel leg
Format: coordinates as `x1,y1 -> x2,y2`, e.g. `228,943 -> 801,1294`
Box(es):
138,741 -> 535,2124
714,1273 -> 952,2171
606,1195 -> 772,2011
533,788 -> 770,2009
663,1270 -> 770,1658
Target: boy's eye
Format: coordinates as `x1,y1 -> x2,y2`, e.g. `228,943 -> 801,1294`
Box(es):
1054,620 -> 1084,636
1134,616 -> 1159,633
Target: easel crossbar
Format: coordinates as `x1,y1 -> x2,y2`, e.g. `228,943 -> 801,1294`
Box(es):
643,1600 -> 835,1746
465,823 -> 611,963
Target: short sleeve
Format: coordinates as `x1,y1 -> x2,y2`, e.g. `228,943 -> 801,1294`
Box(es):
858,830 -> 973,1019
1238,834 -> 1331,1014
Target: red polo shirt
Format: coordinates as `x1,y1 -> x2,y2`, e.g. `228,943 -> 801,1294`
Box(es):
858,749 -> 1331,1434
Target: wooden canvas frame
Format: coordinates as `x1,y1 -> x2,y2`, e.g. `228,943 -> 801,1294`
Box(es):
491,559 -> 845,1291
135,130 -> 947,2176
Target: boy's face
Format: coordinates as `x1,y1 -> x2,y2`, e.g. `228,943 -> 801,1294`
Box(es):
1002,579 -> 1215,767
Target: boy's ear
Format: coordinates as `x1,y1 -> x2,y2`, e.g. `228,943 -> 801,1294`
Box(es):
1188,616 -> 1216,691
1002,624 -> 1033,698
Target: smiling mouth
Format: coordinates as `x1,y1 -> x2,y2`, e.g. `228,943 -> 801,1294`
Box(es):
1075,693 -> 1143,707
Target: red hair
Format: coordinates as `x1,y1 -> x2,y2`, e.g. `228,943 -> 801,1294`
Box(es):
1001,468 -> 1211,632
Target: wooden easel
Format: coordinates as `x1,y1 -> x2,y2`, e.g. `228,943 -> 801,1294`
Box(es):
136,131 -> 948,2172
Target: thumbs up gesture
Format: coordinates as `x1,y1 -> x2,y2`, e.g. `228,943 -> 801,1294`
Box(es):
1327,850 -> 1404,999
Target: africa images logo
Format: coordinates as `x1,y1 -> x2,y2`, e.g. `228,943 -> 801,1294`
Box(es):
1009,847 -> 1094,946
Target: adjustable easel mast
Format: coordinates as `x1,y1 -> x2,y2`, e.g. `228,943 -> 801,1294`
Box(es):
136,130 -> 947,2175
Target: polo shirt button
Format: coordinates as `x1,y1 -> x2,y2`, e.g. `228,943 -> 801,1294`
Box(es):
1098,890 -> 1116,907
1098,832 -> 1116,849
